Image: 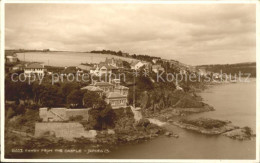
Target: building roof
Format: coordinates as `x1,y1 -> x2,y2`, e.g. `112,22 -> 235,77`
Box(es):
98,63 -> 118,70
130,60 -> 141,66
92,81 -> 114,87
81,85 -> 103,92
62,66 -> 81,74
115,85 -> 129,90
13,63 -> 25,68
130,60 -> 150,67
78,64 -> 92,71
6,55 -> 17,59
106,92 -> 127,99
25,63 -> 44,69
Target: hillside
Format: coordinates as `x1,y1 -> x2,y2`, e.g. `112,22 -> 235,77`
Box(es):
197,62 -> 256,77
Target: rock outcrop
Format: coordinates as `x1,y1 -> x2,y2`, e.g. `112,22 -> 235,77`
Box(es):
173,118 -> 254,140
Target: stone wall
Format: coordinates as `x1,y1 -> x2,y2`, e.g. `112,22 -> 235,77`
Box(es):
66,109 -> 90,120
39,108 -> 90,122
35,122 -> 96,141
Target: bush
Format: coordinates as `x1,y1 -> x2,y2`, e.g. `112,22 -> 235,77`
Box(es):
136,118 -> 150,127
69,115 -> 83,121
7,109 -> 40,134
243,126 -> 252,136
180,118 -> 227,129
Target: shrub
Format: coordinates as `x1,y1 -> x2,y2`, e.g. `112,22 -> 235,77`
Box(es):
180,118 -> 227,129
69,115 -> 83,122
243,126 -> 252,136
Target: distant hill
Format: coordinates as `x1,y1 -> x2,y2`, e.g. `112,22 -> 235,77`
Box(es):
197,62 -> 256,77
90,49 -> 161,63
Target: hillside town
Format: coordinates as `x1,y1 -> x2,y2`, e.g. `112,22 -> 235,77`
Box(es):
4,49 -> 254,158
4,50 -> 205,138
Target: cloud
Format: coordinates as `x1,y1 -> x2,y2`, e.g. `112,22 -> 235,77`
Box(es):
5,3 -> 256,65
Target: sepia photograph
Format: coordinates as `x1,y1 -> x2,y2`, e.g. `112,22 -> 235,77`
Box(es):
2,2 -> 257,161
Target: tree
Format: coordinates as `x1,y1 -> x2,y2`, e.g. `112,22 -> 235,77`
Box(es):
122,61 -> 131,69
5,78 -> 20,102
61,82 -> 79,100
83,91 -> 101,108
89,102 -> 116,130
6,107 -> 15,120
67,90 -> 83,108
32,82 -> 46,104
117,50 -> 123,56
17,82 -> 33,104
40,84 -> 63,108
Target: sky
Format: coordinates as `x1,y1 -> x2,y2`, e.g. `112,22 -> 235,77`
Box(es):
5,3 -> 256,65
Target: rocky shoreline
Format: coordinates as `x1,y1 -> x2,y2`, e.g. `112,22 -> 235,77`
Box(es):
144,104 -> 214,122
6,117 -> 171,153
173,118 -> 254,141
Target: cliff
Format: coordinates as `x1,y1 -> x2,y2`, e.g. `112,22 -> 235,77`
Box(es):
140,89 -> 214,118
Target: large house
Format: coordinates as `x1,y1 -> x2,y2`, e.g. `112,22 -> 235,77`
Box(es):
81,79 -> 129,109
24,63 -> 45,77
104,58 -> 123,68
105,92 -> 127,109
90,63 -> 118,76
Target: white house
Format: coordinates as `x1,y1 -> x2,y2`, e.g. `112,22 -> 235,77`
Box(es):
6,55 -> 18,63
24,63 -> 45,77
130,61 -> 145,70
152,65 -> 165,73
105,92 -> 128,109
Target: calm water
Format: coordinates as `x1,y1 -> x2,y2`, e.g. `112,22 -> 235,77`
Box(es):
191,79 -> 256,132
16,52 -> 136,67
101,80 -> 256,159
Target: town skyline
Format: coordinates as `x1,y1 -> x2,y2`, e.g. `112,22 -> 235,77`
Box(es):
5,4 -> 256,65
